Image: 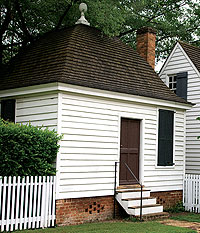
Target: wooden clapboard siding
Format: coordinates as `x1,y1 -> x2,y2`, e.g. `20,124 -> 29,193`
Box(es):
16,94 -> 58,130
58,92 -> 185,199
0,84 -> 186,199
14,94 -> 59,170
160,42 -> 200,174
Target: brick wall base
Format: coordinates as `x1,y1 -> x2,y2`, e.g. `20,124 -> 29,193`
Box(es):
150,190 -> 183,209
56,196 -> 123,226
56,190 -> 182,225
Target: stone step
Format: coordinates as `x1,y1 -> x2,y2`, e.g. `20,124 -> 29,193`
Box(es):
117,185 -> 144,189
117,190 -> 151,199
117,189 -> 150,193
129,204 -> 162,209
129,204 -> 163,216
117,188 -> 147,192
122,197 -> 156,207
122,197 -> 155,201
134,212 -> 169,221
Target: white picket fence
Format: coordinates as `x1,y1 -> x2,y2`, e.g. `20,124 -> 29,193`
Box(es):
183,174 -> 200,213
0,176 -> 56,232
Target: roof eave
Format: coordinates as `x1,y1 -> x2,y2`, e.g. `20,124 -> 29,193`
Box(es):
0,82 -> 192,110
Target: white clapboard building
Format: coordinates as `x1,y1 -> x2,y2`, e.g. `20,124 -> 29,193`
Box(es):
0,7 -> 191,225
160,41 -> 200,175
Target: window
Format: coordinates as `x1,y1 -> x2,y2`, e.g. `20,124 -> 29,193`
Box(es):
168,72 -> 188,100
157,109 -> 174,166
1,99 -> 16,122
169,75 -> 177,93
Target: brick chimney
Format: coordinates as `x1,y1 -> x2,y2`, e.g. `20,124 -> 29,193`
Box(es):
136,27 -> 156,69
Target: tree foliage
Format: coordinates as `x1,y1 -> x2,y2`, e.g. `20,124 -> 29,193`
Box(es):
0,119 -> 62,176
1,0 -> 200,66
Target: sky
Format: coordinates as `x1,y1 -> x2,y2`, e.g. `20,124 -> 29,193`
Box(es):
155,60 -> 165,73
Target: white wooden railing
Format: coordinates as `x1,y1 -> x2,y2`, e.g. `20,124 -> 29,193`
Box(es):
183,174 -> 200,213
0,176 -> 56,232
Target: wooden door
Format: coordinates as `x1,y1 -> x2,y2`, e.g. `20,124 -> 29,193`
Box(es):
119,118 -> 140,185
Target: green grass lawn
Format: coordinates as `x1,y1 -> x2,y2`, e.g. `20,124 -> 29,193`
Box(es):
18,221 -> 196,233
171,212 -> 200,223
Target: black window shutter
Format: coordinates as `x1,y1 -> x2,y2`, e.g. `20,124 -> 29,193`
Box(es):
158,109 -> 174,166
1,99 -> 16,122
176,72 -> 188,100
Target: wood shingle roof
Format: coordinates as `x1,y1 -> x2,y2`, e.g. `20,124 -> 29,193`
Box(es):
1,24 -> 187,104
179,41 -> 200,74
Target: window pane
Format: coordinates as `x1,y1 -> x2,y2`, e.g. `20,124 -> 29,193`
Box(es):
168,75 -> 177,93
174,83 -> 176,88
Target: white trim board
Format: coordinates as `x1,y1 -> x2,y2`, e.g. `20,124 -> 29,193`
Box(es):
58,83 -> 192,110
159,43 -> 180,76
0,83 -> 58,98
55,93 -> 62,200
0,82 -> 192,110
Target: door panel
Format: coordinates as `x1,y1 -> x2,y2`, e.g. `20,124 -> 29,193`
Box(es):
119,118 -> 140,185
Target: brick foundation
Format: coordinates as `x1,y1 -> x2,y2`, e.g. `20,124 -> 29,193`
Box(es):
150,190 -> 183,209
56,190 -> 182,225
56,195 -> 121,226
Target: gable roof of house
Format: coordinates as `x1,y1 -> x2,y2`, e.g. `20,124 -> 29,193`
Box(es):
179,41 -> 200,74
1,24 -> 187,104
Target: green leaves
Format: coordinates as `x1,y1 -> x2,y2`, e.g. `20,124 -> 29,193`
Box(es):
119,0 -> 200,60
1,0 -> 200,65
0,119 -> 62,176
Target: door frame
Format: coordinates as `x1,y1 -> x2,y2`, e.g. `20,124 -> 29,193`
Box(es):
117,113 -> 145,187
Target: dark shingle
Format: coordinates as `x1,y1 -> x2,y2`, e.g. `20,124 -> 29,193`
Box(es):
179,41 -> 200,74
1,24 -> 187,104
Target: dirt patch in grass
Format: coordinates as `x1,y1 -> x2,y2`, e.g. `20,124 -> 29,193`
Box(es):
160,219 -> 200,233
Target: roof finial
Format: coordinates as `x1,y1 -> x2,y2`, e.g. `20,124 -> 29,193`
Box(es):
75,3 -> 90,26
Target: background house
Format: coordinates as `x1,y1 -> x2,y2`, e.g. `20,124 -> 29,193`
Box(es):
160,41 -> 200,175
0,9 -> 191,225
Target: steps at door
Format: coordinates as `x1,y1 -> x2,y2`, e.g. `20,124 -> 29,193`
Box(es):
116,186 -> 164,217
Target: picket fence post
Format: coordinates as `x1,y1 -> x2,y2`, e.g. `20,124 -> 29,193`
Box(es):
183,174 -> 200,213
